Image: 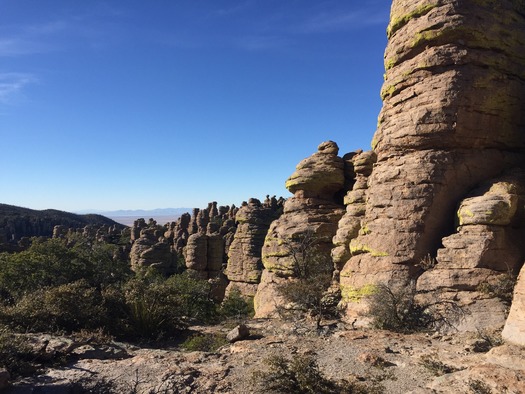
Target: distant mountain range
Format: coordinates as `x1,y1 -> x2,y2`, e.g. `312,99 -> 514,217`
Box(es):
0,203 -> 125,250
74,208 -> 193,226
76,208 -> 192,217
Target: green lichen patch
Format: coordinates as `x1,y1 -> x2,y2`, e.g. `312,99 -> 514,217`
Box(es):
380,84 -> 397,100
341,284 -> 377,303
387,3 -> 437,38
350,240 -> 388,257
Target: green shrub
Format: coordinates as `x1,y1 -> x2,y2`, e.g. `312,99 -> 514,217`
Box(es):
366,283 -> 463,332
220,288 -> 254,320
0,237 -> 131,302
0,326 -> 38,377
120,272 -> 216,340
275,230 -> 337,328
253,354 -> 383,394
419,354 -> 460,376
181,333 -> 228,352
1,280 -> 106,333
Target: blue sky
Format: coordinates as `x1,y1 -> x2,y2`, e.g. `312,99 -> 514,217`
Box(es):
1,0 -> 390,212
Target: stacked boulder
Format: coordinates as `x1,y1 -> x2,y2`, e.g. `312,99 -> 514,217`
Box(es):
254,141 -> 349,317
418,171 -> 525,330
182,203 -> 238,300
331,150 -> 376,276
129,219 -> 176,275
225,197 -> 284,298
339,0 -> 525,326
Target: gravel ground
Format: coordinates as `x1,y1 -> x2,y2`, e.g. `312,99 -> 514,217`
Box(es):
5,319 -> 519,393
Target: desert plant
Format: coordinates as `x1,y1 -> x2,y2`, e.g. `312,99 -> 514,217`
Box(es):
0,326 -> 38,377
276,229 -> 337,328
181,333 -> 228,352
469,379 -> 493,394
253,354 -> 383,394
419,354 -> 460,376
477,267 -> 517,305
366,282 -> 463,332
416,254 -> 437,271
253,354 -> 339,394
219,288 -> 254,321
121,272 -> 216,340
1,280 -> 106,333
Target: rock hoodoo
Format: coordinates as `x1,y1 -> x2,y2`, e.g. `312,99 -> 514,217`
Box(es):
339,0 -> 525,328
130,219 -> 176,275
331,150 -> 376,275
254,141 -> 350,317
225,197 -> 284,298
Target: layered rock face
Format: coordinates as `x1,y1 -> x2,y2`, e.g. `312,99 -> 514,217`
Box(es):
130,219 -> 176,275
331,150 -> 376,273
340,0 -> 525,326
254,141 -> 348,317
225,197 -> 284,297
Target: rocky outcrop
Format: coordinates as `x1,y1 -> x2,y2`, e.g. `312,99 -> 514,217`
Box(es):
340,0 -> 525,326
130,219 -> 177,275
503,263 -> 525,346
417,171 -> 525,330
254,141 -> 348,317
331,150 -> 376,273
225,197 -> 284,297
179,203 -> 239,300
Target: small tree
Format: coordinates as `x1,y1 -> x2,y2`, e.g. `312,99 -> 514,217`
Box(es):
276,229 -> 336,329
366,282 -> 464,332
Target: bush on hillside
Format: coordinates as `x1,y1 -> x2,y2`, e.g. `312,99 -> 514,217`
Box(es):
366,282 -> 464,332
275,230 -> 338,328
219,288 -> 254,321
253,354 -> 383,394
0,280 -> 106,333
0,237 -> 131,303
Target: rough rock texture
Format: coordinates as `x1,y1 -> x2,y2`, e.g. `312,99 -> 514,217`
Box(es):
417,171 -> 525,330
285,141 -> 346,200
225,197 -> 284,297
340,0 -> 525,326
331,150 -> 376,273
503,263 -> 525,346
254,141 -> 349,317
179,203 -> 239,300
130,219 -> 176,275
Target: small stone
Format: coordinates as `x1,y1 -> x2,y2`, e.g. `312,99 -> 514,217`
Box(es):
226,324 -> 250,343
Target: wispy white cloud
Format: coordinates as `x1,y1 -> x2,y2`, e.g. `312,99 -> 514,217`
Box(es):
0,38 -> 53,56
0,20 -> 67,57
0,73 -> 36,104
298,8 -> 388,33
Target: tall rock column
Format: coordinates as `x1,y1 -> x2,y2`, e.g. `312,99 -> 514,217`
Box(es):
254,141 -> 347,317
225,198 -> 283,298
340,0 -> 525,321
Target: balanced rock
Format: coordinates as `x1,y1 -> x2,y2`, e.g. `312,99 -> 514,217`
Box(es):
285,140 -> 345,199
254,141 -> 349,317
